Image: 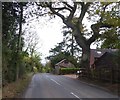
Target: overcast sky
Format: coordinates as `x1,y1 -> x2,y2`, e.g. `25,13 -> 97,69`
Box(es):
36,16 -> 64,63
23,16 -> 64,63
23,12 -> 98,64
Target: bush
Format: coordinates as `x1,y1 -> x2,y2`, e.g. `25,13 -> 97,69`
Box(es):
60,68 -> 80,75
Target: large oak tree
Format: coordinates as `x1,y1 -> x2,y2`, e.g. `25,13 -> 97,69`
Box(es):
36,2 -> 119,75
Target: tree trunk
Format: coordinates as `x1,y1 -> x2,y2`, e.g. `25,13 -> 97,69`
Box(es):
15,4 -> 23,81
81,46 -> 91,78
73,29 -> 90,67
81,47 -> 90,68
73,29 -> 91,78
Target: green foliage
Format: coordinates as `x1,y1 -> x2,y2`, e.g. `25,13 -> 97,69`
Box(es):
44,62 -> 52,73
41,67 -> 46,73
2,2 -> 42,85
62,26 -> 82,57
60,68 -> 80,75
101,28 -> 120,49
31,53 -> 43,72
33,67 -> 38,73
92,3 -> 120,49
48,26 -> 82,61
2,2 -> 21,84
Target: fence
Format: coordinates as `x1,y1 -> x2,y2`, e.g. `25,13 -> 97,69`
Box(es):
80,67 -> 120,83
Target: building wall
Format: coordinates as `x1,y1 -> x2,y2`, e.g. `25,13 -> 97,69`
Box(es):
59,62 -> 75,68
55,66 -> 60,75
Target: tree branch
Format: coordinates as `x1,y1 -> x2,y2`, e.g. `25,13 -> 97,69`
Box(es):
78,2 -> 92,23
54,7 -> 72,12
87,22 -> 113,45
63,2 -> 74,10
67,2 -> 77,21
87,3 -> 114,45
62,2 -> 77,29
47,3 -> 65,21
77,2 -> 84,7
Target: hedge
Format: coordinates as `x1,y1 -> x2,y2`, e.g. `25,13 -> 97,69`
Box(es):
60,68 -> 80,75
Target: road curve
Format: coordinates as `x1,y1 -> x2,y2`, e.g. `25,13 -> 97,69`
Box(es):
22,73 -> 119,99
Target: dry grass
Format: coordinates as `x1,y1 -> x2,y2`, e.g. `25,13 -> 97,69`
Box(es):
2,73 -> 33,98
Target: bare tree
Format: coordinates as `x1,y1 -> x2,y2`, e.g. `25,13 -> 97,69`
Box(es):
24,31 -> 40,57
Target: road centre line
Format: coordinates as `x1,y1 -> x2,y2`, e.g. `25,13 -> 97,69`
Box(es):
50,79 -> 61,86
70,92 -> 80,99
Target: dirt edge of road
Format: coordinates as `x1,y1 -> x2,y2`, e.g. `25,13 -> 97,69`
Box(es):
63,74 -> 120,97
2,73 -> 33,98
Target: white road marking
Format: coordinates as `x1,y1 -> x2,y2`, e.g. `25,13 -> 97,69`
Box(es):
50,79 -> 61,86
70,92 -> 80,99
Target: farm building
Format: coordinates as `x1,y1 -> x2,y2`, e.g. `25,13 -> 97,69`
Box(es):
93,52 -> 118,69
90,49 -> 118,68
55,59 -> 75,74
91,50 -> 119,82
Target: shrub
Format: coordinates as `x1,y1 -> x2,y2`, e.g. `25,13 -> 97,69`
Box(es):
60,68 -> 80,75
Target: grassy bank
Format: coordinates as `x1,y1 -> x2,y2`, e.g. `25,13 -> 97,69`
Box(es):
2,73 -> 33,98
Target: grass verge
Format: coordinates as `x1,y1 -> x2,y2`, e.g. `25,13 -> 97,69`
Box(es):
2,73 -> 33,98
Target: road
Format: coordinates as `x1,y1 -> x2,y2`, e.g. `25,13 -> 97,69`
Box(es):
22,73 -> 119,99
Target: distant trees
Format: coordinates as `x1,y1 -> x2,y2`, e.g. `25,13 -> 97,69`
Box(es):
47,26 -> 81,68
47,27 -> 81,68
24,31 -> 40,57
43,61 -> 52,73
62,26 -> 82,57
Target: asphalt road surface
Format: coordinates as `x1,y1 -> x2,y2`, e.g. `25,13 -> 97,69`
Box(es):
22,73 -> 119,99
